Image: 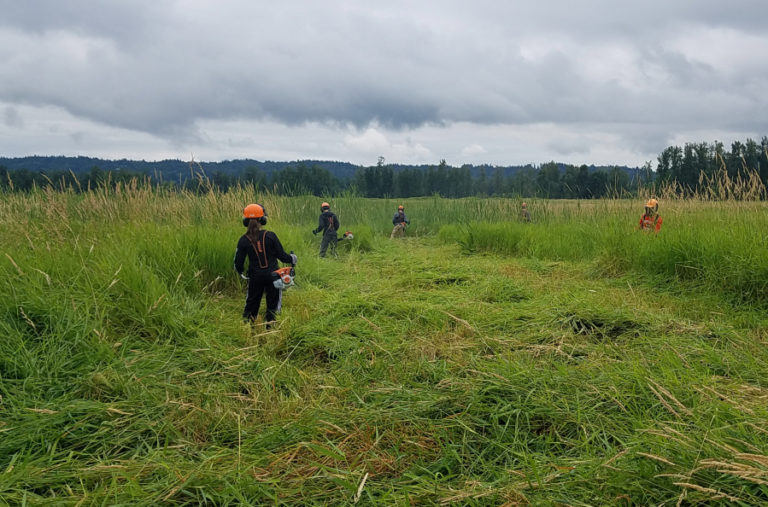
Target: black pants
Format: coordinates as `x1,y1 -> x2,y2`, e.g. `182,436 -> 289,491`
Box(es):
319,231 -> 337,257
243,273 -> 282,325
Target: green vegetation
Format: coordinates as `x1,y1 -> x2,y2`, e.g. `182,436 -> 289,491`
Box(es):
1,185 -> 767,504
3,135 -> 767,199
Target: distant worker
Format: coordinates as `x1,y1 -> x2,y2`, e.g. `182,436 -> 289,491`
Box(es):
312,202 -> 340,257
638,198 -> 662,233
234,203 -> 297,328
390,205 -> 410,238
520,202 -> 531,222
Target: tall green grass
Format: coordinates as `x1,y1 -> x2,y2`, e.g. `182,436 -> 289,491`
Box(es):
439,201 -> 768,306
1,183 -> 768,504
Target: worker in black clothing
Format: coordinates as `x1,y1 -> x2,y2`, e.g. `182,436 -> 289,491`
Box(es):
391,205 -> 410,238
312,201 -> 340,257
234,203 -> 297,327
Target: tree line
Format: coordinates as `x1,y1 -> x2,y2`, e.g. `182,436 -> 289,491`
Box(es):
0,160 -> 636,198
1,137 -> 766,198
655,137 -> 768,194
351,159 -> 636,198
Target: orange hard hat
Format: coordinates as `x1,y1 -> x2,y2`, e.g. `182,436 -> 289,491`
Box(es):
321,202 -> 330,210
398,205 -> 404,210
243,203 -> 265,219
645,198 -> 658,208
521,202 -> 527,207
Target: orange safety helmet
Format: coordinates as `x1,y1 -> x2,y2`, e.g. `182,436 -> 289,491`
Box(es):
645,198 -> 658,209
321,202 -> 330,211
243,203 -> 265,218
398,205 -> 404,210
243,203 -> 267,226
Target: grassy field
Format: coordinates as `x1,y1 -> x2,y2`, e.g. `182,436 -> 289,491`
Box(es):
1,185 -> 768,505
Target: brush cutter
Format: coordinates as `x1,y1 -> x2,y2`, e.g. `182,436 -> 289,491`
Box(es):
271,250 -> 297,289
339,231 -> 354,241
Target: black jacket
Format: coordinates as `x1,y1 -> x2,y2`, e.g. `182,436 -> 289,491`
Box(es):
234,230 -> 292,277
392,212 -> 410,225
313,211 -> 339,235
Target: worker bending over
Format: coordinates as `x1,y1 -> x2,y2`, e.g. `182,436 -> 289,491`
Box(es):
391,205 -> 410,238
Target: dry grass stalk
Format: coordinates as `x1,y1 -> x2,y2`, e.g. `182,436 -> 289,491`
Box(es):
637,452 -> 676,466
353,472 -> 369,504
672,482 -> 741,502
695,385 -> 755,415
735,453 -> 768,467
5,253 -> 23,275
647,384 -> 681,418
602,448 -> 629,467
647,378 -> 693,416
26,408 -> 58,414
441,310 -> 475,331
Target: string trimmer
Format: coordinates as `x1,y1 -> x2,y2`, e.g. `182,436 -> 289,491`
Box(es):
271,250 -> 297,289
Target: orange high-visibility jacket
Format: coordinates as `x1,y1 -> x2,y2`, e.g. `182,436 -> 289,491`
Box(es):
639,214 -> 662,232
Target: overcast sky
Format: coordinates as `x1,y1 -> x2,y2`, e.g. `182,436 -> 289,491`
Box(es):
1,1 -> 766,167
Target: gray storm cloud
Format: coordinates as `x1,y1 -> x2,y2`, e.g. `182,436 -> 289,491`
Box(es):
0,0 -> 766,157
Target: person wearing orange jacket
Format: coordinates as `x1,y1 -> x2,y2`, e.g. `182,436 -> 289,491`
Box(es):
234,203 -> 296,327
638,198 -> 662,233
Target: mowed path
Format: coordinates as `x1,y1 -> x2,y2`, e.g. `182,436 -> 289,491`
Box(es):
213,235 -> 768,503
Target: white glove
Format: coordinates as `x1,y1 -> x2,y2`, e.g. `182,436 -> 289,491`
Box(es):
290,253 -> 298,265
240,273 -> 248,280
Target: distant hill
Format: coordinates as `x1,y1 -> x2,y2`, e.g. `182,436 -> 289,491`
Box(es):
0,156 -> 362,183
0,156 -> 640,182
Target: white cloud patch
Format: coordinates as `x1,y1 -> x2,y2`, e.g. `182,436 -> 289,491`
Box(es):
344,128 -> 390,154
461,144 -> 487,157
343,126 -> 433,163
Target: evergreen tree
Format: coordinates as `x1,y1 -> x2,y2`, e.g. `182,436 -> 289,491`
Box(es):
241,166 -> 267,190
607,166 -> 630,196
474,166 -> 488,195
490,167 -> 505,196
537,162 -> 561,198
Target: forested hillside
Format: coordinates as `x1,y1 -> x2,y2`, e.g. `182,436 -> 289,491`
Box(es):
1,136 -> 766,198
